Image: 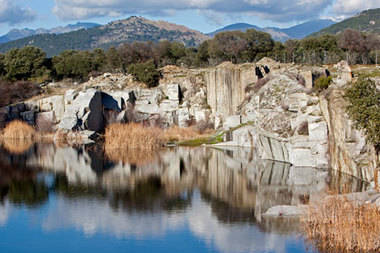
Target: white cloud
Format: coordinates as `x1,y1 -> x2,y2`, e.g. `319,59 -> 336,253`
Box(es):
53,0 -> 333,22
42,193 -> 295,253
0,0 -> 36,25
332,0 -> 380,16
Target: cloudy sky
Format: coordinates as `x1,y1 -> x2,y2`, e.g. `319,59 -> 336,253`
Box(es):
0,0 -> 378,34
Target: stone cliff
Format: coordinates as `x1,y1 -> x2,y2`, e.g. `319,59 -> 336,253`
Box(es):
0,60 -> 377,183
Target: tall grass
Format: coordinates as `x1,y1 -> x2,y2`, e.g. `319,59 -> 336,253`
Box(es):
303,196 -> 380,253
105,123 -> 164,151
104,123 -> 209,165
3,120 -> 36,139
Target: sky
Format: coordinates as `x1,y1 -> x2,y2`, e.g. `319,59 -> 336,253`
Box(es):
0,0 -> 379,35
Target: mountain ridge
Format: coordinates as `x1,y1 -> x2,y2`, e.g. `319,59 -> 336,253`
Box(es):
311,8 -> 380,36
208,19 -> 336,41
0,16 -> 209,57
0,22 -> 100,44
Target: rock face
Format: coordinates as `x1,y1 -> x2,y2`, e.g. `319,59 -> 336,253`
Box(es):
320,88 -> 377,182
0,60 -> 376,184
205,62 -> 255,117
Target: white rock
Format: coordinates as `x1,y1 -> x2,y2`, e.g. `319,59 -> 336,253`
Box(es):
263,205 -> 305,217
223,115 -> 241,129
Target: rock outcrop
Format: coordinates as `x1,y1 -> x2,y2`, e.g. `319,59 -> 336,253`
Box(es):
0,60 -> 377,184
320,88 -> 377,182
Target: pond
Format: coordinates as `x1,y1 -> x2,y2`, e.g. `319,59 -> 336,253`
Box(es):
0,144 -> 370,253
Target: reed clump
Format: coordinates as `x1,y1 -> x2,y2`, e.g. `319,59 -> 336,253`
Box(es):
105,123 -> 164,151
162,125 -> 204,142
104,123 -> 211,165
3,120 -> 36,140
303,196 -> 380,253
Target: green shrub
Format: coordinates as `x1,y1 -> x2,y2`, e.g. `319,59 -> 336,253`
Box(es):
314,76 -> 332,92
345,78 -> 380,152
128,60 -> 160,88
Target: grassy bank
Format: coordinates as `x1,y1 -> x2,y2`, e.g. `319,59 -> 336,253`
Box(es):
303,196 -> 380,253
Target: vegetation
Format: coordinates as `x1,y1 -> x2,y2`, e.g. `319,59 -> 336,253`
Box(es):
0,80 -> 41,107
127,60 -> 160,87
0,26 -> 377,98
314,76 -> 333,92
345,78 -> 380,152
304,196 -> 380,253
105,123 -> 212,163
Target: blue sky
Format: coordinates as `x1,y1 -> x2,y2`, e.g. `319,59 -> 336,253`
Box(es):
0,0 -> 378,35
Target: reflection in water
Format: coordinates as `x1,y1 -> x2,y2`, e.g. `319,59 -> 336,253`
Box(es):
0,144 -> 370,253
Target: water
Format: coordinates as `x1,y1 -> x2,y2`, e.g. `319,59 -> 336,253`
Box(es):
0,144 -> 369,253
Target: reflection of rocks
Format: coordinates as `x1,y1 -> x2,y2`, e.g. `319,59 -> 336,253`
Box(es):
0,201 -> 11,226
15,144 -> 369,222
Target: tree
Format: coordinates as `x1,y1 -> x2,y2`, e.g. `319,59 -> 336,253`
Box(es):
4,46 -> 46,80
128,60 -> 160,88
52,50 -> 93,80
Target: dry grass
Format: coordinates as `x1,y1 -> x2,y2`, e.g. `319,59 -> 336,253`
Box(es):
104,123 -> 163,165
303,196 -> 380,253
162,126 -> 204,142
104,123 -> 211,165
3,120 -> 36,139
105,123 -> 164,151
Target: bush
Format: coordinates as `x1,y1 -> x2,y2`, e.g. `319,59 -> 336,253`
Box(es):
128,60 -> 160,88
0,81 -> 41,107
345,78 -> 380,152
314,76 -> 332,92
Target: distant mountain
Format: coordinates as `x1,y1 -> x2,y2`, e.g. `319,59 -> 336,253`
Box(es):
312,8 -> 380,36
0,22 -> 100,44
281,19 -> 336,38
0,17 -> 209,57
208,19 -> 336,41
207,23 -> 261,36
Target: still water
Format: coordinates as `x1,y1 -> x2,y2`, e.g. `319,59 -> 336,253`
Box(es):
0,143 -> 369,253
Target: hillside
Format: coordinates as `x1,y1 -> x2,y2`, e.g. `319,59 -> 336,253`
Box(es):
208,19 -> 335,41
0,16 -> 209,57
312,8 -> 380,36
281,19 -> 335,38
0,22 -> 100,44
207,23 -> 261,36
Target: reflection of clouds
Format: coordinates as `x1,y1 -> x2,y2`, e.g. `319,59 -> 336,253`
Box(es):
187,193 -> 288,253
42,197 -> 186,238
42,193 -> 294,253
0,201 -> 10,226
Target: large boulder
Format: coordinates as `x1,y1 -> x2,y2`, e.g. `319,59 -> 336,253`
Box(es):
59,89 -> 104,132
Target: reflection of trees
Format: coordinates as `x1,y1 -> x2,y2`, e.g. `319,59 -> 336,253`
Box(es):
53,174 -> 107,199
109,176 -> 192,213
0,154 -> 49,207
8,179 -> 48,207
201,192 -> 255,224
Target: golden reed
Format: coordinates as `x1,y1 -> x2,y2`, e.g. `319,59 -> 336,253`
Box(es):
303,196 -> 380,253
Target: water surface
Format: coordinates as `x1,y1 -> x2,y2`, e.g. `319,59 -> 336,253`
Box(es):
0,144 -> 369,253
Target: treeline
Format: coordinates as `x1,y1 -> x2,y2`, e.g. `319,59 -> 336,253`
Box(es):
0,28 -> 379,87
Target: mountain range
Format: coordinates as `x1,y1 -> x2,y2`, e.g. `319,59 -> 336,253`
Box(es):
208,19 -> 336,41
312,8 -> 380,36
0,16 -> 208,57
0,8 -> 379,57
0,22 -> 100,44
